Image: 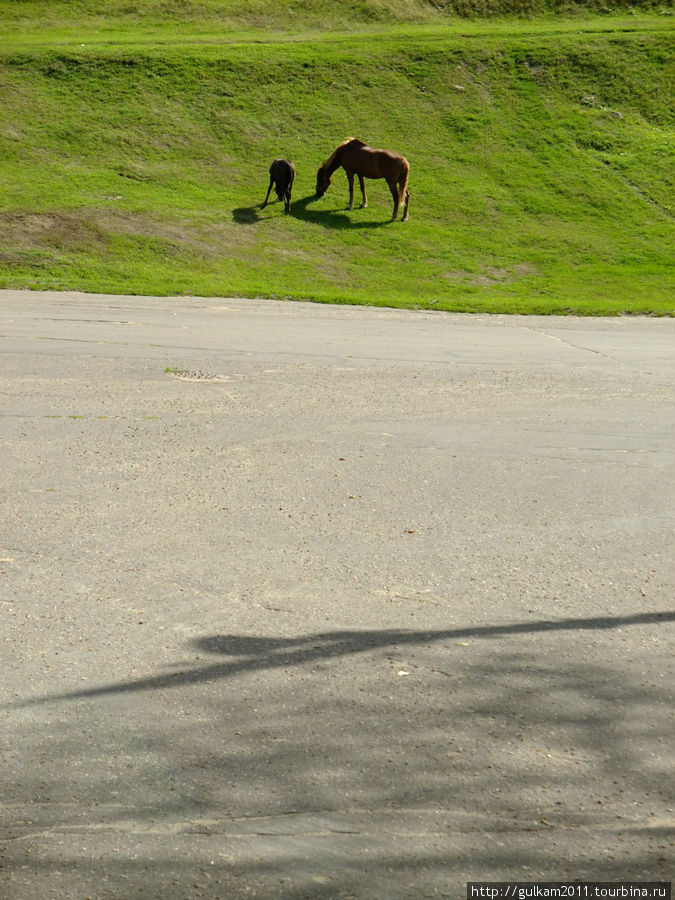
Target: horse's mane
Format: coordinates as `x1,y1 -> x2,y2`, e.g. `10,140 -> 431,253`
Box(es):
322,137 -> 364,168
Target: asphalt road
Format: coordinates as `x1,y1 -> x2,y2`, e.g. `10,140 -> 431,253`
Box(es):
1,290 -> 673,899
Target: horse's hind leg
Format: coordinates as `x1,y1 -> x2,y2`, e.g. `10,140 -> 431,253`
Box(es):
358,174 -> 367,208
388,181 -> 400,221
393,175 -> 409,222
261,177 -> 274,209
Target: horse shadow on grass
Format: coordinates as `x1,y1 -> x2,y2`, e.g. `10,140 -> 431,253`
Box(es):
291,194 -> 391,229
232,195 -> 391,229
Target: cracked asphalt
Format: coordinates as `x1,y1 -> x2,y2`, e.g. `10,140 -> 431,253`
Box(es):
0,290 -> 673,899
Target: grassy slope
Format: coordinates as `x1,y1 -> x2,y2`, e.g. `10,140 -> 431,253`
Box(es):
0,3 -> 673,314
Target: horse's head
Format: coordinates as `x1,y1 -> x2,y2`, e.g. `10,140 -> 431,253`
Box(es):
315,164 -> 331,198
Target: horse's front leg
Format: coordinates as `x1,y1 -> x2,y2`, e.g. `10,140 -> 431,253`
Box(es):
358,175 -> 367,208
261,177 -> 274,209
346,171 -> 354,209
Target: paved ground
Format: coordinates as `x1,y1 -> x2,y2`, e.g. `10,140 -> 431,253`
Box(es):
1,290 -> 673,899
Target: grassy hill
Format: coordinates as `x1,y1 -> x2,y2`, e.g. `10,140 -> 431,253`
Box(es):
0,1 -> 673,314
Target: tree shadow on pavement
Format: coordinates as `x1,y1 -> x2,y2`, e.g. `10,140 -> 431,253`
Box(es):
12,609 -> 672,707
4,608 -> 673,897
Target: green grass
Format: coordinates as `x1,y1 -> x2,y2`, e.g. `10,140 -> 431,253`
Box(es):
0,2 -> 673,314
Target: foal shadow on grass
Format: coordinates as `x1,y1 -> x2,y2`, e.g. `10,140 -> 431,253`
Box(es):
232,199 -> 298,224
232,205 -> 263,224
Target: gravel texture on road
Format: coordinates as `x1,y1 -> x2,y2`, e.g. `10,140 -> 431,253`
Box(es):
1,291 -> 673,899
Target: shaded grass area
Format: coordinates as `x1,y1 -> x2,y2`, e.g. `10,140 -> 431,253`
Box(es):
0,20 -> 673,314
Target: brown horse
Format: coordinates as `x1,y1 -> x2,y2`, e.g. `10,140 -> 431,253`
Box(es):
315,138 -> 410,222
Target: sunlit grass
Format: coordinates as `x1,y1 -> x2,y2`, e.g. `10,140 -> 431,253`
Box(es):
0,5 -> 672,314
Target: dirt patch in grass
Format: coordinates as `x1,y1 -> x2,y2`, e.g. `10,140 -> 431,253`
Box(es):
0,209 -> 242,260
0,212 -> 101,249
445,263 -> 541,286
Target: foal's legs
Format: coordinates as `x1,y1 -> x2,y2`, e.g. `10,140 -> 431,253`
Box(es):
283,172 -> 294,214
261,176 -> 275,210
